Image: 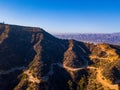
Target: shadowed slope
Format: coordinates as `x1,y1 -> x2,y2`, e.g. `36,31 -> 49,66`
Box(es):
0,23 -> 120,90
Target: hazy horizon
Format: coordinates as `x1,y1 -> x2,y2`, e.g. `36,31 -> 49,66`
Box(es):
0,0 -> 120,33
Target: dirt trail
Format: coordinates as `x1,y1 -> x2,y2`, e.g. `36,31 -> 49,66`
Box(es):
88,66 -> 119,90
23,63 -> 119,90
63,64 -> 86,71
63,56 -> 88,71
0,66 -> 26,75
24,64 -> 55,84
97,69 -> 119,90
87,66 -> 96,69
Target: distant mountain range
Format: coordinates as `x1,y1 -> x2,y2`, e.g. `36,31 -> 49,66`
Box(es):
0,23 -> 120,90
54,33 -> 120,45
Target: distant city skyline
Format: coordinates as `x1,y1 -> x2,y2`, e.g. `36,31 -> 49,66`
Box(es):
0,0 -> 120,33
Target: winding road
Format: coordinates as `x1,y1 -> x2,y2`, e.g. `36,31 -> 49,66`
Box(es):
0,62 -> 118,90
63,56 -> 88,71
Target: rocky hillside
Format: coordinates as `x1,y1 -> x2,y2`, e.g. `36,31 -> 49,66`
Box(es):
0,23 -> 120,90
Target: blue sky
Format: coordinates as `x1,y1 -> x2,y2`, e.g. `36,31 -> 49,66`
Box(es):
0,0 -> 120,33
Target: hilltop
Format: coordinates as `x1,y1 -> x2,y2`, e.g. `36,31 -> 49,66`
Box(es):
0,23 -> 120,90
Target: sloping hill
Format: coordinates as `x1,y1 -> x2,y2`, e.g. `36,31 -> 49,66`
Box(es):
0,23 -> 120,90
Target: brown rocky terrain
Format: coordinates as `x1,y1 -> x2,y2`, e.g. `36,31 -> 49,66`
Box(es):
0,23 -> 120,90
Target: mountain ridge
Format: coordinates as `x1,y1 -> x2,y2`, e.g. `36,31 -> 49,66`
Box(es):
54,32 -> 120,45
0,23 -> 120,90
